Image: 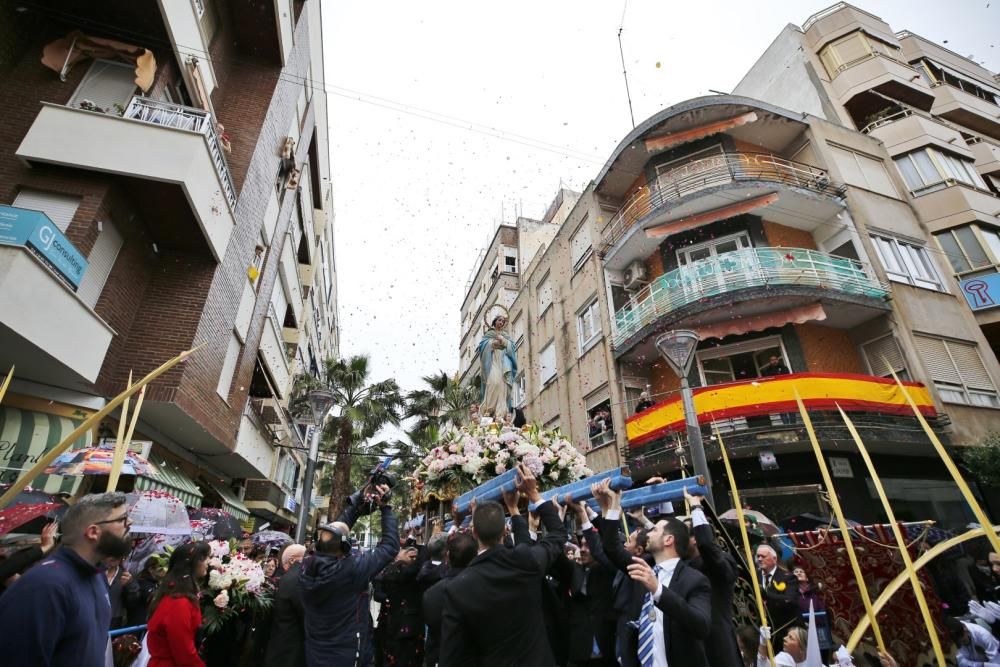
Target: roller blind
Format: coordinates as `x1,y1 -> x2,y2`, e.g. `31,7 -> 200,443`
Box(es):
862,335 -> 906,377
914,335 -> 963,385
76,220 -> 122,307
68,60 -> 137,112
13,189 -> 81,233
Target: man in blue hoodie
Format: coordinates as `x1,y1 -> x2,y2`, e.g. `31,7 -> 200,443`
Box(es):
0,491 -> 132,667
300,483 -> 399,667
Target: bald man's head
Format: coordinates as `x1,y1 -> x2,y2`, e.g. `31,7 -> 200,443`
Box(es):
281,544 -> 306,569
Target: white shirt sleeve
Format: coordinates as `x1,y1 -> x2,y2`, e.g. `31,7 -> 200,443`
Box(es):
691,506 -> 709,527
580,521 -> 593,531
652,583 -> 664,603
605,508 -> 622,521
966,621 -> 1000,663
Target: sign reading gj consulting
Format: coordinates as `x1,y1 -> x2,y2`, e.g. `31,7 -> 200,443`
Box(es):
0,204 -> 88,289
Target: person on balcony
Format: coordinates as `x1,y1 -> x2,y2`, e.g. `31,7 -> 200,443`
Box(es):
761,355 -> 790,377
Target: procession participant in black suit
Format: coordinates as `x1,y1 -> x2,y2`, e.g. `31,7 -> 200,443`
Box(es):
756,543 -> 800,637
566,501 -> 617,666
422,532 -> 477,667
683,489 -> 742,667
265,544 -> 307,667
440,462 -> 567,666
593,479 -> 712,667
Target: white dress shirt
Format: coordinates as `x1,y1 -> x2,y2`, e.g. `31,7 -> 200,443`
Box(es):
958,620 -> 1000,666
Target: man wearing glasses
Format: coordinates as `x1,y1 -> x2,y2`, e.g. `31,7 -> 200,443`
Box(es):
0,492 -> 132,666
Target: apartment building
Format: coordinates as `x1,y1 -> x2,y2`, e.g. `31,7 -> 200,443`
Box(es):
0,0 -> 338,533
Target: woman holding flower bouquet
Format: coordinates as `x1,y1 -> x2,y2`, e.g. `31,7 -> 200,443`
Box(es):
147,541 -> 211,667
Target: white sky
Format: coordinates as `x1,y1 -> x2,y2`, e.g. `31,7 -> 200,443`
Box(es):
323,0 -> 1000,404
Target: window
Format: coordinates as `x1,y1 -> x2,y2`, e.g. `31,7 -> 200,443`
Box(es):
502,246 -> 518,274
76,220 -> 123,308
935,226 -> 998,275
818,31 -> 904,78
861,334 -> 909,380
13,189 -> 81,233
871,235 -> 943,291
829,145 -> 899,198
537,273 -> 552,315
695,336 -> 788,386
511,313 -> 524,344
569,215 -> 592,270
920,59 -> 1000,106
68,60 -> 137,113
539,342 -> 556,384
217,331 -> 242,399
913,335 -> 999,407
576,299 -> 601,354
513,372 -> 526,407
894,147 -> 988,194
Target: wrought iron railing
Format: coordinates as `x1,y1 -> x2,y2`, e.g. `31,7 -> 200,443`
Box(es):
611,247 -> 887,349
123,96 -> 237,210
601,153 -> 844,250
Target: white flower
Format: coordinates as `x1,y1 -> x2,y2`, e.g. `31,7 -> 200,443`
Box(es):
213,590 -> 229,609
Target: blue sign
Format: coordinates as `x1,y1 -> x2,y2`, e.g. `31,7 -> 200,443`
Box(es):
961,273 -> 1000,311
0,205 -> 88,289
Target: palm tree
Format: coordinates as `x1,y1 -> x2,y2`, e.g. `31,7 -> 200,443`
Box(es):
291,355 -> 404,521
405,371 -> 475,444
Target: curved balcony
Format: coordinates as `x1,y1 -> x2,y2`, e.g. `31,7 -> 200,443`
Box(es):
601,153 -> 845,269
625,371 -> 939,447
612,247 -> 889,353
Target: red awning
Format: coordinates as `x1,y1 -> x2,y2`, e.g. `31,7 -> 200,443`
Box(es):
695,302 -> 827,340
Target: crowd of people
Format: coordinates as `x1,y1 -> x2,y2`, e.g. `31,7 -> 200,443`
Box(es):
3,467 -> 1000,666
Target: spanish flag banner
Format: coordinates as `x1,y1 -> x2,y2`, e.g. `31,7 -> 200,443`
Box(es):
626,372 -> 935,446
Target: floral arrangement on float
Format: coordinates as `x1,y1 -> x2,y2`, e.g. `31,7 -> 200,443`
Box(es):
150,538 -> 272,635
412,421 -> 592,501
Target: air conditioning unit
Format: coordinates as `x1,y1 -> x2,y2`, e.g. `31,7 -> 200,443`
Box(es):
623,260 -> 648,290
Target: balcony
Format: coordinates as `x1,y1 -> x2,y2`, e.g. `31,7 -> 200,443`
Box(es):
600,153 -> 845,271
625,372 -> 938,446
864,109 -> 974,159
16,98 -> 237,261
907,181 -> 1000,232
827,53 -> 934,109
259,307 -> 291,398
612,247 -> 888,355
968,136 -> 1000,176
298,262 -> 315,296
930,82 -> 1000,140
0,244 -> 115,386
234,401 -> 277,478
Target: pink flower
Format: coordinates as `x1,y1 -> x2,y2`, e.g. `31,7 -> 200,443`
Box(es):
213,590 -> 229,609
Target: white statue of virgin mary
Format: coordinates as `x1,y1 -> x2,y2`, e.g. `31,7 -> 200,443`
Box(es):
476,305 -> 517,420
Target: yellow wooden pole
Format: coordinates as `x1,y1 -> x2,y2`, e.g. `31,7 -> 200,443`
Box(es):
794,389 -> 886,653
107,372 -> 133,492
0,343 -> 204,509
0,366 -> 13,405
888,368 -> 1000,556
848,524 -> 1000,650
837,405 -> 945,666
714,425 -> 775,667
108,385 -> 146,493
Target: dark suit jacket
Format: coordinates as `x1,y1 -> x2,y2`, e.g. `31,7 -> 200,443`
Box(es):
440,499 -> 566,667
422,566 -> 461,667
690,521 -> 742,667
266,562 -> 306,667
761,566 -> 800,634
600,516 -> 712,667
566,523 -> 617,663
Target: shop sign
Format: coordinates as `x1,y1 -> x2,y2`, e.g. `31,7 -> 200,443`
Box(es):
829,456 -> 854,478
961,273 -> 1000,311
0,205 -> 88,289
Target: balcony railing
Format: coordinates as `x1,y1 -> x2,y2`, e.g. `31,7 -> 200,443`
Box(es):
860,108 -> 914,134
602,153 -> 844,249
124,97 -> 237,210
612,247 -> 887,349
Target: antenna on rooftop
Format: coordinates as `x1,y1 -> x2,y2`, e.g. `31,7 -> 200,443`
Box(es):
617,0 -> 636,129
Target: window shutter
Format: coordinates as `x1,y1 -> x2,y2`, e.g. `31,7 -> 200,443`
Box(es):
857,154 -> 898,197
13,190 -> 81,233
234,281 -> 256,343
539,343 -> 556,382
914,336 -> 962,385
68,60 -> 137,112
271,280 -> 289,324
570,221 -> 592,269
217,332 -> 242,398
947,341 -> 995,390
830,147 -> 865,188
862,335 -> 906,377
76,221 -> 123,307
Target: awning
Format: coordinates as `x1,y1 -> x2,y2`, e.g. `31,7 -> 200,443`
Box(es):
208,480 -> 250,522
0,406 -> 91,496
41,30 -> 156,92
694,303 -> 827,341
135,460 -> 203,508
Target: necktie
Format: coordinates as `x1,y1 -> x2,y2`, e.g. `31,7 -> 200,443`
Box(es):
637,564 -> 662,667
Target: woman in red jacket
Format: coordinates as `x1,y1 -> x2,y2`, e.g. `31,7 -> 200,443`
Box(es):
147,541 -> 211,667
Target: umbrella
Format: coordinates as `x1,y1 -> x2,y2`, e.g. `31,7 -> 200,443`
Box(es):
719,508 -> 780,537
127,490 -> 192,535
252,530 -> 293,548
124,532 -> 189,575
44,445 -> 157,477
187,507 -> 242,541
0,485 -> 69,536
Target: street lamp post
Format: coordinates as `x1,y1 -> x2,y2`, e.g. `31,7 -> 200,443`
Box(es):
654,330 -> 715,506
295,389 -> 335,544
